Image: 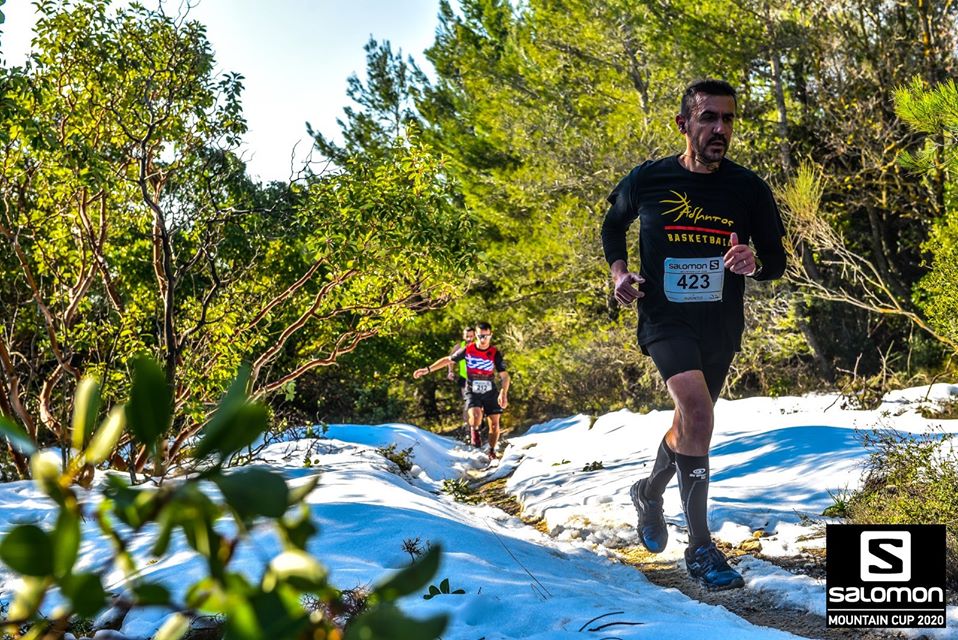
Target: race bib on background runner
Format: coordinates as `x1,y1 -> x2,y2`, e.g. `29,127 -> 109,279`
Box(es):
471,380 -> 493,394
663,257 -> 724,303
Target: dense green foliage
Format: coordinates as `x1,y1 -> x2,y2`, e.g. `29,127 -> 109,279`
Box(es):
0,0 -> 472,470
897,79 -> 958,350
844,427 -> 958,591
5,0 -> 958,438
0,359 -> 446,639
304,0 -> 958,427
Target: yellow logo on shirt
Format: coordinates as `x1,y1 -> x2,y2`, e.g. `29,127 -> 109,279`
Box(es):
661,191 -> 734,228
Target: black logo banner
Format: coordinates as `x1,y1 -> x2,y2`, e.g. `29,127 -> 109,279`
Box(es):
826,524 -> 946,629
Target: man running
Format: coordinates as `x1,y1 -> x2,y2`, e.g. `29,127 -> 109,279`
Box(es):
414,322 -> 510,459
601,79 -> 786,590
447,326 -> 480,445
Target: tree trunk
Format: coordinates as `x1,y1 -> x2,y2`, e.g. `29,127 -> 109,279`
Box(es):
765,5 -> 835,381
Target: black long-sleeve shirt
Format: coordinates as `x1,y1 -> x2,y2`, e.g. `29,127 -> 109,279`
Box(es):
601,155 -> 786,350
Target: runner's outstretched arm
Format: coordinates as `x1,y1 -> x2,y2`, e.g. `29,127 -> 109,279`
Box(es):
413,356 -> 453,379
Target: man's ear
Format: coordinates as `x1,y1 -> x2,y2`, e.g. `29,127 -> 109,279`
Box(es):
675,115 -> 687,133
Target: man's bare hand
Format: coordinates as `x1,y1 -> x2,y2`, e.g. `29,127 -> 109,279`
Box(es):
613,271 -> 645,305
723,232 -> 757,276
498,390 -> 509,409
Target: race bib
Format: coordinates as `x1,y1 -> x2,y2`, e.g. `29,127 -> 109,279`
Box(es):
471,380 -> 493,394
663,257 -> 724,303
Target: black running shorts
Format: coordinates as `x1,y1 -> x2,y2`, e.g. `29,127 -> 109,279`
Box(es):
464,389 -> 503,415
643,336 -> 734,402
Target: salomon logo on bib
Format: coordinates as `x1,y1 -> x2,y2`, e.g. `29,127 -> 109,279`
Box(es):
662,257 -> 724,303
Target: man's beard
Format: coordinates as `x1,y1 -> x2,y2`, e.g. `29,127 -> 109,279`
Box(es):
694,136 -> 728,164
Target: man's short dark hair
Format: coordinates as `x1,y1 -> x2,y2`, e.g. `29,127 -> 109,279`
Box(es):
462,326 -> 474,333
475,321 -> 492,332
680,79 -> 737,119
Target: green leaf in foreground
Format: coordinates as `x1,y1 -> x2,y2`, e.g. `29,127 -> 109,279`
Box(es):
106,476 -> 160,529
279,507 -> 318,551
153,612 -> 190,640
224,588 -> 310,640
345,603 -> 447,640
0,415 -> 36,456
85,405 -> 126,465
52,509 -> 80,578
71,376 -> 101,451
194,401 -> 268,461
126,356 -> 172,453
9,576 -> 46,621
134,583 -> 172,606
373,543 -> 441,602
287,475 -> 320,506
201,364 -> 251,438
214,467 -> 290,520
59,572 -> 107,617
265,549 -> 328,591
0,525 -> 54,576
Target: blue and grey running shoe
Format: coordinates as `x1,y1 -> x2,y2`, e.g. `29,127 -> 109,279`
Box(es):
684,541 -> 745,590
629,478 -> 668,553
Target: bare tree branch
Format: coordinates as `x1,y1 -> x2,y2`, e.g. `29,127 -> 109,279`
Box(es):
780,162 -> 958,353
254,329 -> 377,399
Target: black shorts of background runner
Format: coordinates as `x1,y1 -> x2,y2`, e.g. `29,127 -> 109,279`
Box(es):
643,336 -> 734,403
464,389 -> 503,415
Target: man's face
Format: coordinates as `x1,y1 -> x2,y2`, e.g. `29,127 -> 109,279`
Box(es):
677,93 -> 736,163
464,330 -> 475,342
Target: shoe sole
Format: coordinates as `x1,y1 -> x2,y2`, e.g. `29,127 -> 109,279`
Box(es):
629,480 -> 667,554
692,575 -> 745,591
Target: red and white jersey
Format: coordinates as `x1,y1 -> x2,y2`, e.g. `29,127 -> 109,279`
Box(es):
450,342 -> 507,381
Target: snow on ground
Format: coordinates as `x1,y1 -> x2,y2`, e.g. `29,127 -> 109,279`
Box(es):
493,384 -> 958,637
1,384 -> 957,638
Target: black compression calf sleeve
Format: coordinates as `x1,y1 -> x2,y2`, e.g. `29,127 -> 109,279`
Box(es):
645,437 -> 676,498
675,452 -> 711,549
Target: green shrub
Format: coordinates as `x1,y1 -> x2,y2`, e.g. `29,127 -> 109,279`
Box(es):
441,478 -> 479,504
846,427 -> 958,590
0,358 -> 446,640
822,487 -> 851,518
920,397 -> 958,420
376,444 -> 415,474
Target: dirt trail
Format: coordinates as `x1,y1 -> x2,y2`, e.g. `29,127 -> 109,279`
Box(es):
469,470 -> 911,640
619,546 -> 908,640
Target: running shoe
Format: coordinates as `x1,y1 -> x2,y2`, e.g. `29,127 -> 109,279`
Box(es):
629,478 -> 668,553
684,541 -> 745,590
